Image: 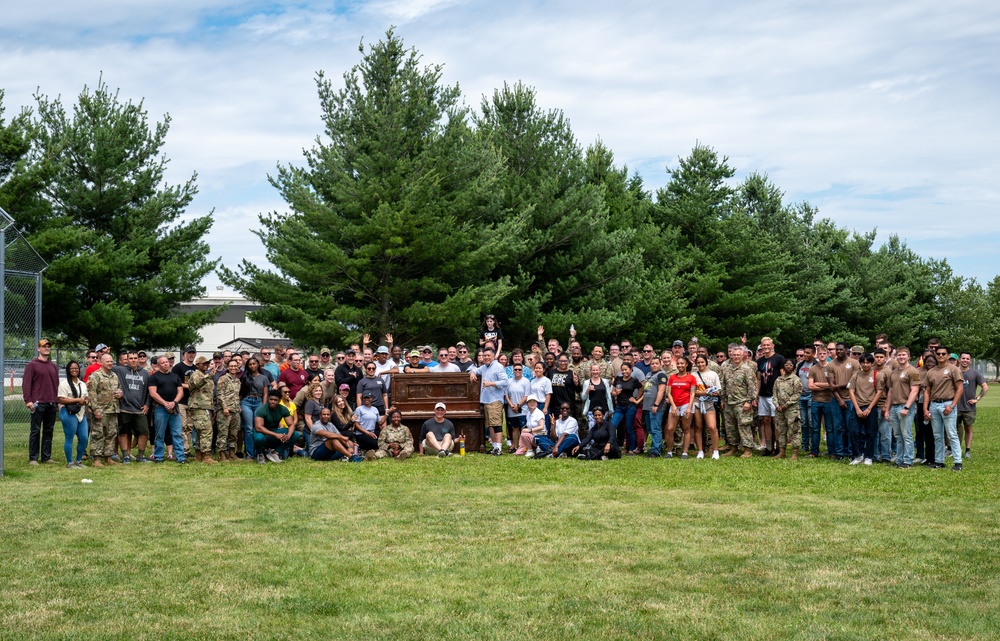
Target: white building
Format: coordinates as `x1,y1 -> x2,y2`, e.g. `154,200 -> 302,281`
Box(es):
177,288 -> 290,358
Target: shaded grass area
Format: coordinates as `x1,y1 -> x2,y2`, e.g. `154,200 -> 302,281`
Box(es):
2,412 -> 999,640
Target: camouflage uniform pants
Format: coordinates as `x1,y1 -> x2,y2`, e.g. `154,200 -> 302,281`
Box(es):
191,408 -> 214,453
90,413 -> 119,458
216,410 -> 240,452
178,405 -> 195,454
723,403 -> 754,449
775,406 -> 801,449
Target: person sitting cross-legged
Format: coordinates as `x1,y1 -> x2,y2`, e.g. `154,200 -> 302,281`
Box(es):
367,409 -> 415,461
421,402 -> 455,457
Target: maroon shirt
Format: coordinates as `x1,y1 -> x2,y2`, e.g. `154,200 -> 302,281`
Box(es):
278,367 -> 309,398
23,357 -> 60,404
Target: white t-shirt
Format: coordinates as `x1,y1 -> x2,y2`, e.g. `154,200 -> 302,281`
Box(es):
693,369 -> 721,400
525,407 -> 546,433
430,363 -> 460,373
529,376 -> 553,406
374,360 -> 397,387
505,376 -> 532,416
555,416 -> 579,439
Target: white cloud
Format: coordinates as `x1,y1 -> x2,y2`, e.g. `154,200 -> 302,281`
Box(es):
2,0 -> 999,284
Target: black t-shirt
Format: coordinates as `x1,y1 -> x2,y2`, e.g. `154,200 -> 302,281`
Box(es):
456,360 -> 474,372
172,362 -> 196,405
148,371 -> 184,407
613,375 -> 643,408
334,363 -> 362,398
480,328 -> 503,347
757,354 -> 786,397
549,369 -> 580,412
305,368 -> 324,383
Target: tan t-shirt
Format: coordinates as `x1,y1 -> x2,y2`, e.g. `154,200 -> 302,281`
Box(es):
887,365 -> 921,406
826,357 -> 860,401
807,362 -> 831,402
847,369 -> 879,407
924,365 -> 963,402
872,365 -> 890,409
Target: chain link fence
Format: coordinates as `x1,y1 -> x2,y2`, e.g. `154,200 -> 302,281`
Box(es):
1,206 -> 48,476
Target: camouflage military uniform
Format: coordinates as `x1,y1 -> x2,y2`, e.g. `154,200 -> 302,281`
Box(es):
373,423 -> 415,459
772,372 -> 802,449
215,372 -> 241,453
87,368 -> 120,457
722,361 -> 757,449
187,369 -> 215,454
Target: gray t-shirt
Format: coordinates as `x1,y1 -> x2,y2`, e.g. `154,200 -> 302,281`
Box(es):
309,419 -> 340,455
959,368 -> 985,412
420,418 -> 454,443
357,377 -> 387,409
642,370 -> 668,411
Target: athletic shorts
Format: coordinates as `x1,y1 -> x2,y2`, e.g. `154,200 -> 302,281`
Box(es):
506,415 -> 527,429
117,412 -> 150,436
757,396 -> 776,417
958,409 -> 976,428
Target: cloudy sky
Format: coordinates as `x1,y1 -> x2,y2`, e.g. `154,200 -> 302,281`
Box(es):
2,1 -> 998,288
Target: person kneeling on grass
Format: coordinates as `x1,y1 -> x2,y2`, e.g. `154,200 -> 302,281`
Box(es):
551,402 -> 581,458
253,393 -> 301,464
515,395 -> 547,458
421,402 -> 455,457
572,408 -> 620,460
367,409 -> 415,461
309,407 -> 354,461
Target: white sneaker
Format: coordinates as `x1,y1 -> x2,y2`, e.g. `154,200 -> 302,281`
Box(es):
849,456 -> 863,465
913,457 -> 925,465
265,450 -> 281,463
696,451 -> 704,459
863,458 -> 873,466
525,449 -> 535,459
711,450 -> 720,460
505,439 -> 512,448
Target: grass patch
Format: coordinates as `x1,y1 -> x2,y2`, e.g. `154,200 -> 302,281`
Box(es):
1,410 -> 998,640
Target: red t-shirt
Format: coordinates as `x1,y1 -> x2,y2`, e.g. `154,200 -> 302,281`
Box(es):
668,373 -> 697,406
83,362 -> 101,383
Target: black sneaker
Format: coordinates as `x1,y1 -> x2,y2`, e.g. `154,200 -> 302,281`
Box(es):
953,463 -> 963,472
647,451 -> 660,458
896,463 -> 912,468
930,462 -> 945,469
257,453 -> 266,464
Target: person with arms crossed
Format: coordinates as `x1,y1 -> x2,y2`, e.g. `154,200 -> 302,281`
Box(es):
147,355 -> 188,464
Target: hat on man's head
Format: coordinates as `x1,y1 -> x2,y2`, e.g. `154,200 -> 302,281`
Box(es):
408,350 -> 420,357
95,343 -> 108,352
213,351 -> 224,359
851,345 -> 864,354
195,356 -> 209,366
456,341 -> 467,348
165,351 -> 176,359
672,340 -> 684,347
320,346 -> 331,356
434,402 -> 447,410
949,353 -> 959,361
362,391 -> 374,398
376,345 -> 389,354
184,345 -> 197,354
37,339 -> 52,348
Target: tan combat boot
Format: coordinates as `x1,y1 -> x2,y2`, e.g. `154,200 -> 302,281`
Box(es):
194,450 -> 203,463
791,447 -> 799,461
202,451 -> 216,464
104,456 -> 119,466
91,457 -> 105,468
740,448 -> 753,458
778,447 -> 787,459
218,450 -> 229,462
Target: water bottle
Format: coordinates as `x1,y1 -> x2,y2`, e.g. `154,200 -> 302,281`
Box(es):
459,435 -> 466,456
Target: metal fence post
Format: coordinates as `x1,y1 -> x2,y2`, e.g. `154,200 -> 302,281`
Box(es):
1,226 -> 6,477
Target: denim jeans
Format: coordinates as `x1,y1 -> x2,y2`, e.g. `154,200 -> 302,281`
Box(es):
533,435 -> 555,455
876,411 -> 892,461
810,400 -> 837,457
241,397 -> 263,458
836,399 -> 853,457
888,404 -> 914,466
253,428 -> 301,459
799,397 -> 812,448
644,408 -> 666,454
60,407 -> 89,464
854,404 -> 880,459
929,401 -> 962,465
153,406 -> 186,462
556,434 -> 581,457
612,404 -> 638,451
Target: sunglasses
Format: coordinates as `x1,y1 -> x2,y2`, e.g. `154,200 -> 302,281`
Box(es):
261,351 -> 270,356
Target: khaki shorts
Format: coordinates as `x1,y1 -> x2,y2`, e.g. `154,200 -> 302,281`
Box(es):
958,409 -> 976,428
483,401 -> 504,429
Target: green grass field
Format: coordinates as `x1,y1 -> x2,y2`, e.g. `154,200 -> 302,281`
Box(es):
1,407 -> 998,640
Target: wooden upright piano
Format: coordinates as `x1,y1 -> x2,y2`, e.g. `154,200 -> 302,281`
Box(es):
390,372 -> 484,453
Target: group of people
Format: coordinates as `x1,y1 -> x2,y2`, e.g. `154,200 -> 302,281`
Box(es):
21,319 -> 986,472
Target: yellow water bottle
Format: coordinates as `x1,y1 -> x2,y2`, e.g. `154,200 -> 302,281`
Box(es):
459,435 -> 466,456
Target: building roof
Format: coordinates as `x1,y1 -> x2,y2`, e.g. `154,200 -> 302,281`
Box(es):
217,337 -> 295,352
